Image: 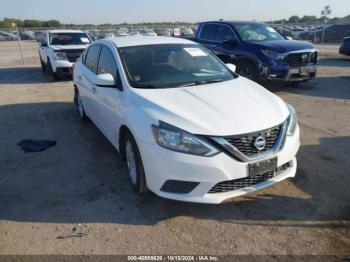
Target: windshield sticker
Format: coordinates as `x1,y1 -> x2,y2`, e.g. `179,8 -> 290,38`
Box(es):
80,37 -> 90,43
133,75 -> 141,81
184,48 -> 207,57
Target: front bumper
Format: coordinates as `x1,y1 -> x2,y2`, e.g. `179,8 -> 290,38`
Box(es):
263,65 -> 317,82
51,60 -> 74,73
138,125 -> 300,204
56,67 -> 73,77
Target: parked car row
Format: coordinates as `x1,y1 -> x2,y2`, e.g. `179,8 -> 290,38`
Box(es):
0,29 -> 41,41
0,31 -> 18,41
273,24 -> 350,43
85,27 -> 196,40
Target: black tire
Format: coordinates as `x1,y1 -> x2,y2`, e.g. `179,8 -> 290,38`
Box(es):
75,88 -> 89,122
40,58 -> 46,72
124,131 -> 148,194
46,58 -> 57,81
236,60 -> 258,81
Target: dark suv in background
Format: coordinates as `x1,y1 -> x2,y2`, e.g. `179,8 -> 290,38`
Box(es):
187,21 -> 318,84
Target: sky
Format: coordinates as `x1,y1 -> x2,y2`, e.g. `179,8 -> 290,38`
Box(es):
0,0 -> 349,24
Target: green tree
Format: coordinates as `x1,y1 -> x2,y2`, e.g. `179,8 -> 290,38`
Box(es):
288,15 -> 300,23
299,15 -> 318,24
23,19 -> 43,27
3,18 -> 23,27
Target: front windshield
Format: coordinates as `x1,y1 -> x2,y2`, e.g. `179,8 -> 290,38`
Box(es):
49,33 -> 91,45
234,23 -> 285,42
118,44 -> 236,89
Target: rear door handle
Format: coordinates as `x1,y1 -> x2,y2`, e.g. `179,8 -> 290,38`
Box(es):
77,75 -> 82,81
92,87 -> 97,94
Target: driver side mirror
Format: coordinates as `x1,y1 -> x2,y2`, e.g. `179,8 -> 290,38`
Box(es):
223,37 -> 238,46
225,63 -> 236,73
94,73 -> 115,87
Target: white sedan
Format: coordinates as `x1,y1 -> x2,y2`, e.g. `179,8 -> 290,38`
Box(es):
73,36 -> 300,204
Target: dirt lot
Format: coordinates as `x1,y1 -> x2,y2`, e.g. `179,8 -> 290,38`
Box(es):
0,41 -> 349,257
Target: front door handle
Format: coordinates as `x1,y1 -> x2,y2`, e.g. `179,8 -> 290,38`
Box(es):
92,87 -> 97,94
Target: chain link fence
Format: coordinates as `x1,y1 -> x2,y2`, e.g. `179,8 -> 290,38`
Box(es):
0,25 -> 197,66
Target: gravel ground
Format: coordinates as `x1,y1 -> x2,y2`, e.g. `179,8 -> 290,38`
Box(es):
0,41 -> 349,257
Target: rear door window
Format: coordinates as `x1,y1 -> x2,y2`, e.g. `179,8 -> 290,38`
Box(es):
85,45 -> 101,73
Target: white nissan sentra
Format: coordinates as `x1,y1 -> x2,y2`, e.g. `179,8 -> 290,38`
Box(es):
73,36 -> 300,204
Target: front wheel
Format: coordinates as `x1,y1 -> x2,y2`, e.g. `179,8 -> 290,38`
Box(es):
236,61 -> 258,81
40,58 -> 46,72
124,132 -> 148,194
75,89 -> 89,122
46,58 -> 57,81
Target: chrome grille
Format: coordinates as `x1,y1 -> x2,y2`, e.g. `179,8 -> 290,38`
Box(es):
66,51 -> 83,62
225,125 -> 281,156
284,51 -> 318,67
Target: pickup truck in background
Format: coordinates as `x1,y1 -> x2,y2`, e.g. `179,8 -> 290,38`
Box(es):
186,21 -> 319,84
39,30 -> 91,79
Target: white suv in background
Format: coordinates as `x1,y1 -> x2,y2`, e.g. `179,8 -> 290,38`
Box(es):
39,30 -> 91,79
73,36 -> 300,204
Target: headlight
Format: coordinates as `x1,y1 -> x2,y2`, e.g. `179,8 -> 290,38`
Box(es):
151,122 -> 219,156
261,49 -> 285,60
53,52 -> 67,61
286,103 -> 297,136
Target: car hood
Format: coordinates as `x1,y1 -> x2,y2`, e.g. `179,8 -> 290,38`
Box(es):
50,45 -> 87,51
254,40 -> 315,53
130,77 -> 289,136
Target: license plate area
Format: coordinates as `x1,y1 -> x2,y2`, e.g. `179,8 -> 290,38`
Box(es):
300,67 -> 316,76
289,67 -> 317,76
249,157 -> 277,178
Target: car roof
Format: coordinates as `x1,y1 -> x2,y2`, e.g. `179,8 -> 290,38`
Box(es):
202,20 -> 266,26
44,29 -> 86,34
96,36 -> 196,48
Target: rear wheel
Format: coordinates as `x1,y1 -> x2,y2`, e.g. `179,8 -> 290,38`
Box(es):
124,131 -> 148,194
236,60 -> 258,81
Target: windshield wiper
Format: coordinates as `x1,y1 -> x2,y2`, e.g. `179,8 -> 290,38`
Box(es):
177,79 -> 225,87
204,78 -> 225,84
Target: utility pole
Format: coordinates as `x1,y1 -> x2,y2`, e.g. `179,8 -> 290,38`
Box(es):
12,23 -> 25,64
320,5 -> 332,43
